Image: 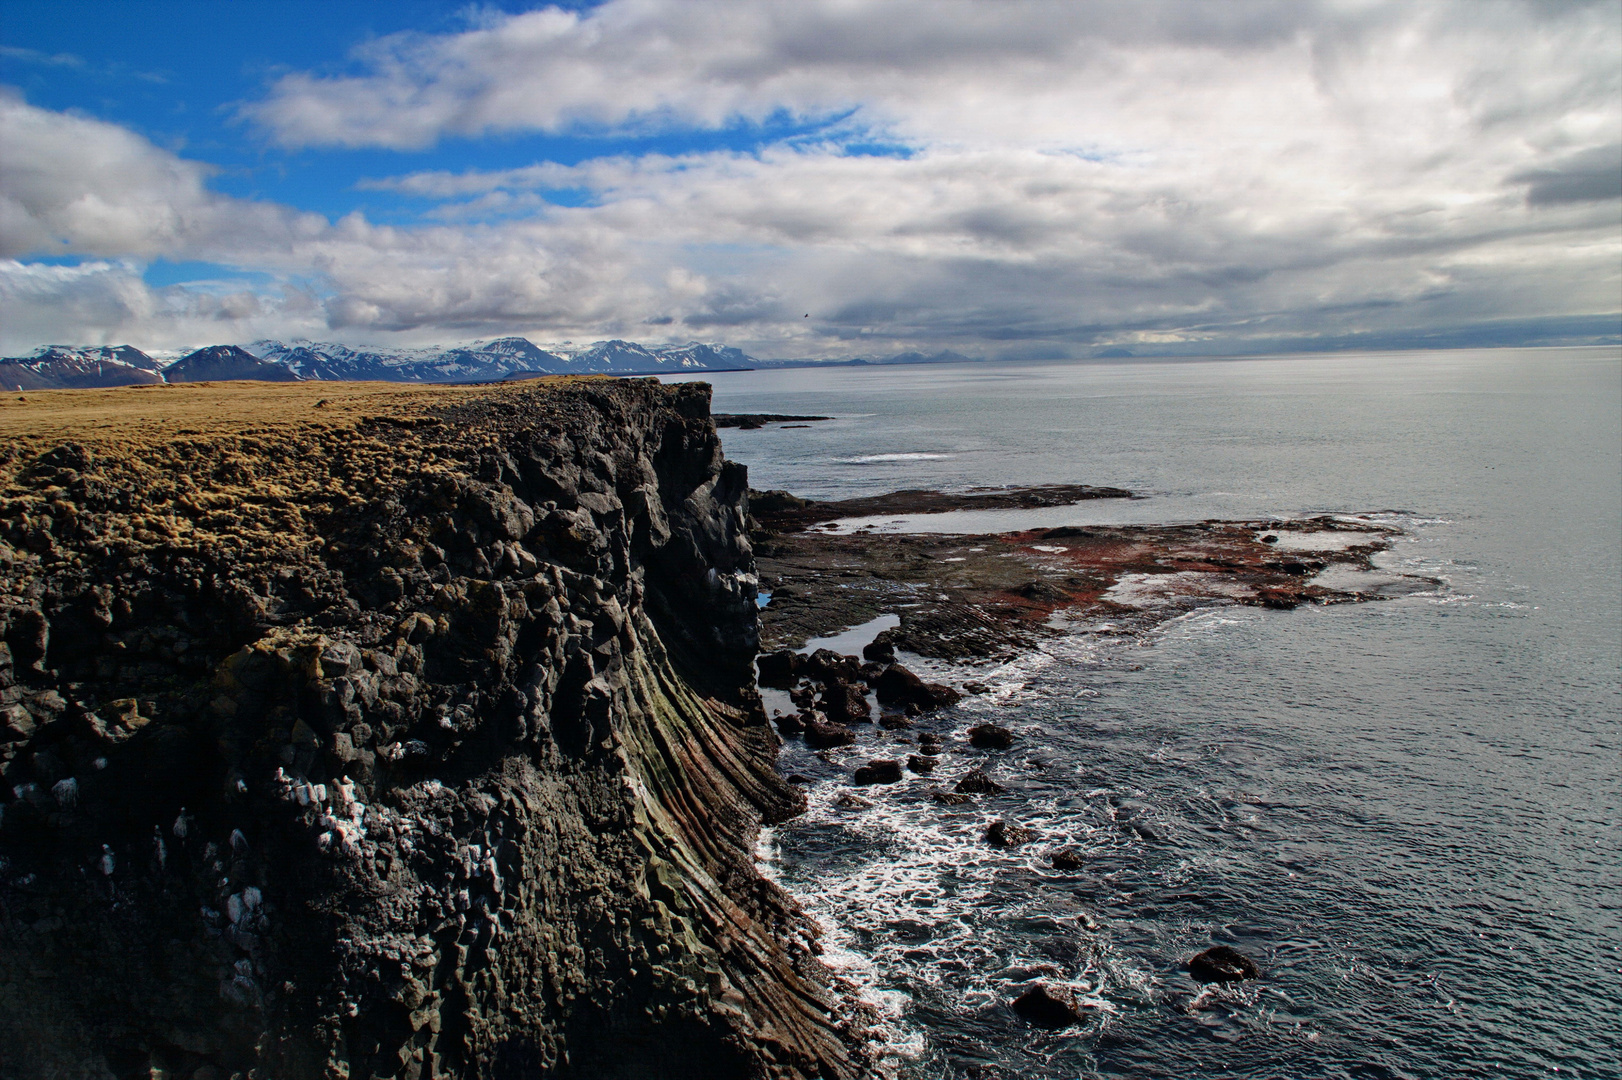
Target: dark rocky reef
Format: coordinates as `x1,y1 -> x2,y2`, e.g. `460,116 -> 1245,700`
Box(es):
0,379 -> 861,1079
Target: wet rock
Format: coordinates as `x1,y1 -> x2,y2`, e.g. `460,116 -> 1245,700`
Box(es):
968,723 -> 1015,749
962,682 -> 990,695
906,754 -> 938,774
804,648 -> 862,684
873,664 -> 961,712
861,632 -> 897,664
984,819 -> 1036,847
803,718 -> 857,749
878,714 -> 913,731
853,759 -> 903,785
954,768 -> 1005,795
930,789 -> 974,806
774,710 -> 806,736
756,648 -> 800,689
834,792 -> 874,810
917,734 -> 943,754
1188,945 -> 1261,984
1011,983 -> 1088,1028
1049,846 -> 1086,871
817,679 -> 872,724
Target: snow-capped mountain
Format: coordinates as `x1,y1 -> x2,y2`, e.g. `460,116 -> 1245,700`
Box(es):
241,336 -> 758,381
164,345 -> 301,384
0,345 -> 164,391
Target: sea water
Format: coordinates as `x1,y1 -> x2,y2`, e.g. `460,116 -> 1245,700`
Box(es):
674,347 -> 1621,1079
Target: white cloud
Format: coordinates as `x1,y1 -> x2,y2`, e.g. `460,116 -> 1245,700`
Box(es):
3,1 -> 1618,355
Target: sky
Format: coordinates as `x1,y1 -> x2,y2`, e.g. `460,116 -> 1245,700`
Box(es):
1,0 -> 1618,359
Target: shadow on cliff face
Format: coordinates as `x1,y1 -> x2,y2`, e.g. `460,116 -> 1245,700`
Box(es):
0,380 -> 859,1080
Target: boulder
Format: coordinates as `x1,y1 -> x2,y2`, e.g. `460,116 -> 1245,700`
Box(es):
861,631 -> 897,665
1188,946 -> 1260,984
804,648 -> 862,684
968,723 -> 1014,749
803,718 -> 856,750
774,711 -> 806,736
816,679 -> 872,724
755,648 -> 800,689
853,759 -> 903,785
878,714 -> 913,731
873,664 -> 961,712
984,819 -> 1036,847
906,754 -> 938,774
954,767 -> 1005,795
1011,983 -> 1087,1028
1049,846 -> 1086,871
930,789 -> 974,806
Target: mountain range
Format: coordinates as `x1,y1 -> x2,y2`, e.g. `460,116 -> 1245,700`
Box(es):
0,337 -> 980,391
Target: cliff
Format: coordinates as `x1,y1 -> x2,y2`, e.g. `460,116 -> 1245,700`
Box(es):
0,379 -> 860,1080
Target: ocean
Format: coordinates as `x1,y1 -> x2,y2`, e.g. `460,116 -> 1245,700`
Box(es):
675,346 -> 1621,1079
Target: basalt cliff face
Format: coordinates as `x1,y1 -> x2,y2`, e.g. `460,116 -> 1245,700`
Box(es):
0,379 -> 860,1080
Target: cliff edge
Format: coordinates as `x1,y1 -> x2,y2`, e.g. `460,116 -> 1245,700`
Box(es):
0,379 -> 860,1079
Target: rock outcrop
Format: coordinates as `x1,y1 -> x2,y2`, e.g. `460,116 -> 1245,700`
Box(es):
0,379 -> 860,1079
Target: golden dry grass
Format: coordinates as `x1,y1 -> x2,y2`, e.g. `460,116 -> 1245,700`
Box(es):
0,377 -> 602,450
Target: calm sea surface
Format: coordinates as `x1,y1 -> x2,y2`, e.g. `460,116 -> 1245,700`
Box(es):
675,347 -> 1621,1079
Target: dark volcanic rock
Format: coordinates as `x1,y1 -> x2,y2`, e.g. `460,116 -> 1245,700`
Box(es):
817,679 -> 872,724
968,723 -> 1015,749
756,647 -> 801,688
1012,983 -> 1088,1028
906,754 -> 937,773
873,664 -> 961,712
852,759 -> 903,785
1188,945 -> 1261,984
803,718 -> 857,749
1049,846 -> 1086,870
954,768 -> 1005,795
984,819 -> 1036,847
0,379 -> 860,1079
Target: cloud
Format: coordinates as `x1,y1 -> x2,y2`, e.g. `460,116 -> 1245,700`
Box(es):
4,1 -> 1620,355
1510,143 -> 1622,205
0,90 -> 325,261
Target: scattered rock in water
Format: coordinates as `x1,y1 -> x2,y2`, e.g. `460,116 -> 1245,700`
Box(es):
1011,983 -> 1088,1028
862,630 -> 897,664
853,759 -> 904,785
804,648 -> 863,685
954,767 -> 1005,795
1188,945 -> 1261,984
917,733 -> 943,753
874,664 -> 962,712
878,714 -> 913,730
907,754 -> 938,774
1049,846 -> 1086,870
774,711 -> 806,736
817,679 -> 872,723
985,819 -> 1036,847
787,774 -> 813,785
962,682 -> 990,695
803,718 -> 856,749
756,648 -> 801,689
834,792 -> 874,810
930,789 -> 974,806
968,722 -> 1015,749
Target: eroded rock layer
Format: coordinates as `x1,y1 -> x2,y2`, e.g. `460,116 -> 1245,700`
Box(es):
0,379 -> 858,1080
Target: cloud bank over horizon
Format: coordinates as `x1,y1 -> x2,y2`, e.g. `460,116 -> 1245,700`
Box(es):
2,0 -> 1618,358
